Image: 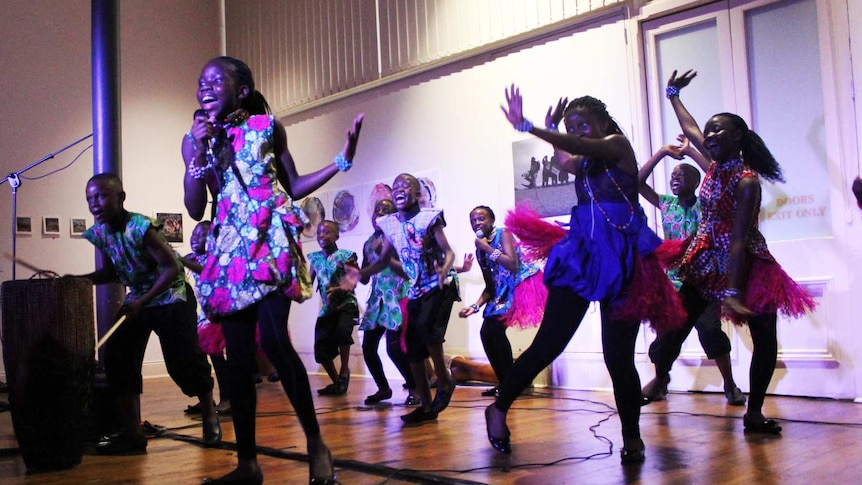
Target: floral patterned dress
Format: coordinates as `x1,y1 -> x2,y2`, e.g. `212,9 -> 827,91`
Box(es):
197,115 -> 307,318
359,233 -> 409,331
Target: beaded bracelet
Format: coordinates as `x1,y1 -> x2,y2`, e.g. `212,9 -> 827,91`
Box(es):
185,132 -> 200,154
469,303 -> 480,313
188,162 -> 209,180
666,86 -> 680,99
516,119 -> 534,133
723,288 -> 740,299
334,153 -> 352,172
489,249 -> 503,262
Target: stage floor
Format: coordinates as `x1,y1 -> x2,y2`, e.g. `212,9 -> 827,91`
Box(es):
0,373 -> 860,484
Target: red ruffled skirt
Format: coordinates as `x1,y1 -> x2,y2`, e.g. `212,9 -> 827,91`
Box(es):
506,203 -> 685,332
657,239 -> 817,325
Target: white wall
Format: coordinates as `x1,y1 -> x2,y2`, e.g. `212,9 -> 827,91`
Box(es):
283,16 -> 634,384
0,0 -> 222,377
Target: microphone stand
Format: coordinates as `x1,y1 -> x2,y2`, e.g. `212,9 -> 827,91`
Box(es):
1,133 -> 93,280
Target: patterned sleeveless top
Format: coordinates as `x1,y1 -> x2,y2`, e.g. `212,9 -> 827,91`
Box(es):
477,227 -> 539,318
84,212 -> 187,307
377,208 -> 457,299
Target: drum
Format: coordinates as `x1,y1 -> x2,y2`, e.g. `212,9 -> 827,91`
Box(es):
1,277 -> 95,471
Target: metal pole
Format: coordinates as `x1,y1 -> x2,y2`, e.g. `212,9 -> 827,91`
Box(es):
91,0 -> 125,361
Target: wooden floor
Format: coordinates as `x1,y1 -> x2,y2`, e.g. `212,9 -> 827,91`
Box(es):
1,374 -> 861,484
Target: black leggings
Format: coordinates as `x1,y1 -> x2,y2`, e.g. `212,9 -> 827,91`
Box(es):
670,287 -> 777,412
480,317 -> 513,383
649,284 -> 732,375
362,325 -> 414,391
220,292 -> 319,460
210,353 -> 230,402
496,286 -> 642,440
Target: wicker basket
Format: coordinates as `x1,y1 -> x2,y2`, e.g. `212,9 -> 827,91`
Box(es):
1,276 -> 95,471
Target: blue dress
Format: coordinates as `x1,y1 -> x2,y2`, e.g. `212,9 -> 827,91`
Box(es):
543,159 -> 662,303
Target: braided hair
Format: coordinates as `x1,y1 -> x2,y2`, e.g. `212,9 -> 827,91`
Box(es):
471,205 -> 496,222
211,56 -> 272,116
564,96 -> 624,136
716,113 -> 784,183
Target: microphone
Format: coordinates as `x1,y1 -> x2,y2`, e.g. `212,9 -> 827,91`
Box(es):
192,109 -> 216,162
475,229 -> 484,238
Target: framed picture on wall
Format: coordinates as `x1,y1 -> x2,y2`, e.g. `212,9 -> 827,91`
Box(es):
511,138 -> 572,218
155,212 -> 183,243
43,216 -> 61,235
16,216 -> 32,235
70,217 -> 87,236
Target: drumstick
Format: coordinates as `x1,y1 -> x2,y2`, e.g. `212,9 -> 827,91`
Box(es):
96,315 -> 127,351
3,252 -> 48,274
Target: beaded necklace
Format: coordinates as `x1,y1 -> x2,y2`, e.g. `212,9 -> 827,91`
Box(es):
582,159 -> 636,231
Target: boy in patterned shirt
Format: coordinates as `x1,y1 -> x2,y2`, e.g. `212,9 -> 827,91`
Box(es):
637,139 -> 745,406
342,173 -> 458,424
308,220 -> 359,396
75,173 -> 220,454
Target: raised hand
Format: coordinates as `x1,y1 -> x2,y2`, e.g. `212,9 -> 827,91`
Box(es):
342,114 -> 364,161
458,253 -> 474,273
189,113 -> 216,153
545,97 -> 568,130
668,69 -> 697,91
676,134 -> 694,157
664,143 -> 684,160
501,84 -> 525,129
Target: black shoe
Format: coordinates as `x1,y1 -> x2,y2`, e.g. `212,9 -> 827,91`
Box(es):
317,383 -> 339,396
184,403 -> 202,415
481,387 -> 499,397
309,448 -> 337,484
141,420 -> 167,438
203,418 -> 222,446
620,440 -> 646,464
96,433 -> 147,455
334,375 -> 349,395
743,414 -> 782,434
364,388 -> 393,405
400,407 -> 438,424
201,469 -> 263,485
641,375 -> 670,406
725,386 -> 746,406
309,477 -> 337,485
484,405 -> 511,454
404,395 -> 421,406
216,402 -> 232,416
430,377 -> 455,413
